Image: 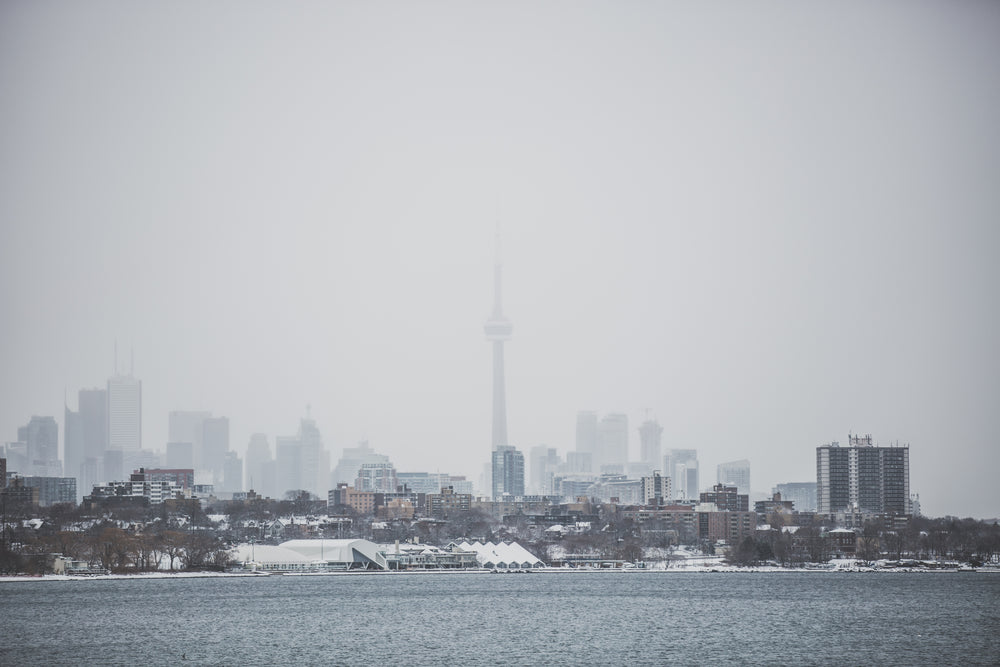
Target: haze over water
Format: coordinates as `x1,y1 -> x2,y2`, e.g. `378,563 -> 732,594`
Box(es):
1,3 -> 998,517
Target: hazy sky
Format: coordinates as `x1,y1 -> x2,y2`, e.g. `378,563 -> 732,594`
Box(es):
2,2 -> 998,518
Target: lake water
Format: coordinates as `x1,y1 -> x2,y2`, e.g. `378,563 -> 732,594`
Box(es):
2,571 -> 998,665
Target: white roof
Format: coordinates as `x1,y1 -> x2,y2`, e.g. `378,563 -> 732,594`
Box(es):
280,539 -> 386,568
231,544 -> 312,564
456,540 -> 545,567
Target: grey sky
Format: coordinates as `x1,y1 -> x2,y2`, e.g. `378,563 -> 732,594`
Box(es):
2,2 -> 998,518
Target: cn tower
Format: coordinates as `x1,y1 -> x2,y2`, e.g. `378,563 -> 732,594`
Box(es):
484,232 -> 512,450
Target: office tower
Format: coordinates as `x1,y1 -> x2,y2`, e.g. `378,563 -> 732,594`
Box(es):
491,445 -> 525,499
564,451 -> 593,474
484,231 -> 513,453
574,411 -> 598,473
222,451 -> 243,494
717,459 -> 751,497
18,416 -> 60,477
69,389 -> 109,500
641,470 -> 671,506
166,442 -> 194,469
102,449 -> 123,482
64,406 -> 82,490
245,433 -> 274,497
298,416 -> 328,498
275,415 -> 330,498
168,411 -> 211,469
202,416 -> 230,484
597,413 -> 628,474
528,446 -> 561,496
774,482 -> 817,512
638,419 -> 663,476
816,435 -> 910,515
332,440 -> 390,487
664,448 -> 699,499
107,373 -> 141,451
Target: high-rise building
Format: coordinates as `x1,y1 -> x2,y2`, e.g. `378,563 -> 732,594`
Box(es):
700,483 -> 749,512
641,471 -> 671,506
664,449 -> 699,500
574,411 -> 598,473
222,451 -> 243,494
638,419 -> 663,476
774,482 -> 817,512
168,410 -> 211,468
245,433 -> 274,496
202,416 -> 230,485
20,476 -> 76,506
107,373 -> 141,451
355,462 -> 398,493
17,416 -> 60,477
491,445 -> 524,499
528,446 -> 561,496
816,435 -> 910,515
484,231 -> 513,454
717,459 -> 751,497
63,388 -> 110,501
332,440 -> 390,487
597,413 -> 628,474
166,442 -> 194,469
274,416 -> 329,499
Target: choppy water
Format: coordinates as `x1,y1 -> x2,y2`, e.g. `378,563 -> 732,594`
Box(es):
2,571 -> 998,665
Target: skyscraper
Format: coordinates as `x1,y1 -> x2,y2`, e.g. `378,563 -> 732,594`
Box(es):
597,413 -> 628,474
245,433 -> 274,496
638,419 -> 663,476
202,416 -> 230,485
491,445 -> 524,499
717,459 -> 751,498
18,416 -> 60,477
107,373 -> 141,451
484,231 -> 513,452
664,448 -> 699,499
574,411 -> 598,473
528,445 -> 561,496
816,435 -> 910,515
168,410 -> 211,469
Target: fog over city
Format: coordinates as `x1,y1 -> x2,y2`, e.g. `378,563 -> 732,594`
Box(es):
1,2 -> 997,518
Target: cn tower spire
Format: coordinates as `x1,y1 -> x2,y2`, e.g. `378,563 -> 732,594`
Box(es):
484,229 -> 513,450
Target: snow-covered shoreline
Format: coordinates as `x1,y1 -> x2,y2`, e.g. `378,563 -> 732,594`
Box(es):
1,561 -> 995,582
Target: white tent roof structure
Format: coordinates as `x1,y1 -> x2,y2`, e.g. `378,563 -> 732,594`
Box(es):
455,540 -> 545,568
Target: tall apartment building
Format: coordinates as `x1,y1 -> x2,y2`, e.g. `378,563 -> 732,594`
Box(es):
816,435 -> 910,515
700,483 -> 749,512
640,470 -> 671,506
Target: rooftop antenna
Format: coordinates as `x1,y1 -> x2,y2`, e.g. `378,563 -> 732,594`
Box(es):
114,340 -> 118,375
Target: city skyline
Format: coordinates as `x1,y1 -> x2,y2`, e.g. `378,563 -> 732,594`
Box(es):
2,3 -> 999,518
